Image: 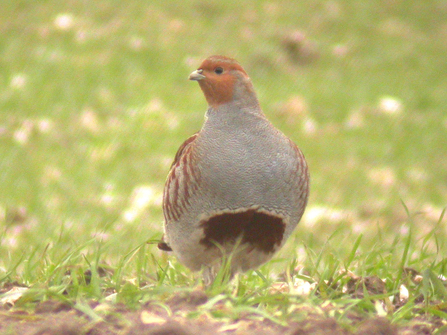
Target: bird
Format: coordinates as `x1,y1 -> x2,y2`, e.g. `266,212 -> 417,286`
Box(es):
158,55 -> 309,282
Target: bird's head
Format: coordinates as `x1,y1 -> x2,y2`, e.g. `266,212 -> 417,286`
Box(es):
189,55 -> 258,109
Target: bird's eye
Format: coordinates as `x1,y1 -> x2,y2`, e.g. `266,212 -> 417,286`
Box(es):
214,67 -> 224,75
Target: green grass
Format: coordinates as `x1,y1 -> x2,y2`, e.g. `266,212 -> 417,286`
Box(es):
0,0 -> 446,332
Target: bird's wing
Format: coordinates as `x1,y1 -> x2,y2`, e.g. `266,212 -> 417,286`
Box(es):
169,133 -> 199,169
163,133 -> 200,224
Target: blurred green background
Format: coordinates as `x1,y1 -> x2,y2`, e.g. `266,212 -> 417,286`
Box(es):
1,1 -> 446,271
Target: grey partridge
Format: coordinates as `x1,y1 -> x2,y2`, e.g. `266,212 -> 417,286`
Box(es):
159,55 -> 309,281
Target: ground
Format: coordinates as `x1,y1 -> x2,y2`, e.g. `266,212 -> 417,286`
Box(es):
0,294 -> 443,335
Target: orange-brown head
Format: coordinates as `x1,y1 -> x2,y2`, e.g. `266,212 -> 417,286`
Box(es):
189,55 -> 258,109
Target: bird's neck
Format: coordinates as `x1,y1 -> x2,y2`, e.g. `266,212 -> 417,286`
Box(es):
205,99 -> 264,121
203,100 -> 268,137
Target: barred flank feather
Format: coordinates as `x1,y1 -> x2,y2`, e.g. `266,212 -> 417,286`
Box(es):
163,133 -> 200,223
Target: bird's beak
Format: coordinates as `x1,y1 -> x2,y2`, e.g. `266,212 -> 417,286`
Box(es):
189,69 -> 206,81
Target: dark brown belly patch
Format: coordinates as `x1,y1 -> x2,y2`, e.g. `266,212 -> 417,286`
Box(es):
199,209 -> 285,253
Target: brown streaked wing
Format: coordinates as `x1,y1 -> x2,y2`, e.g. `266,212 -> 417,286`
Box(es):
163,133 -> 200,223
287,138 -> 309,179
286,138 -> 310,207
170,133 -> 199,169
